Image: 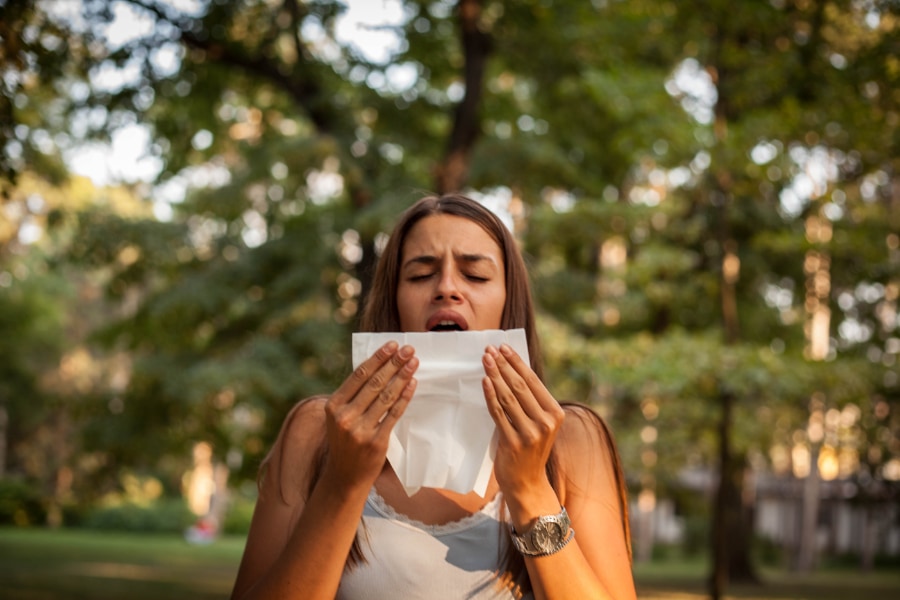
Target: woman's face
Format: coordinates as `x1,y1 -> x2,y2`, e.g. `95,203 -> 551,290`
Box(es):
397,214 -> 506,333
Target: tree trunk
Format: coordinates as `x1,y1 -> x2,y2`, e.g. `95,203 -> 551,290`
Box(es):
725,460 -> 760,582
710,391 -> 731,600
710,393 -> 761,600
796,444 -> 821,571
859,505 -> 878,572
0,404 -> 6,478
434,0 -> 492,194
706,12 -> 761,583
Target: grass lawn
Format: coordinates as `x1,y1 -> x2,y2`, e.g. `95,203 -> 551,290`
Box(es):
0,527 -> 244,599
633,556 -> 900,600
2,527 -> 899,599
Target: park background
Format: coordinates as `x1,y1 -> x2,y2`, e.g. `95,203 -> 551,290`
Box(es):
1,0 -> 898,598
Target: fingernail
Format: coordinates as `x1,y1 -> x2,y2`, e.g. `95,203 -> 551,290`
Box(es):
483,353 -> 495,368
399,345 -> 413,358
500,344 -> 512,356
385,341 -> 398,352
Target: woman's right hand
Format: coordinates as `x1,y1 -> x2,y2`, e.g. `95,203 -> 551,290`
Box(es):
322,341 -> 418,490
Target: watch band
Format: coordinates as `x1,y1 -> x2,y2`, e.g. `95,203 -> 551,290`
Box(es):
509,506 -> 574,556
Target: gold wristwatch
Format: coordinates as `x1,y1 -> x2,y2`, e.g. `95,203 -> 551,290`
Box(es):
509,506 -> 574,556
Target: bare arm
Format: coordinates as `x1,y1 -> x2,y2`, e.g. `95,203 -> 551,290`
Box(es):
527,405 -> 636,600
230,342 -> 418,600
482,344 -> 636,600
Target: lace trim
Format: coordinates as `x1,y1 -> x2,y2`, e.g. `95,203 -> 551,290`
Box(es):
366,487 -> 504,536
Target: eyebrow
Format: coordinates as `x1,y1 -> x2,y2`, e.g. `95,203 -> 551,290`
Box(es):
401,253 -> 499,270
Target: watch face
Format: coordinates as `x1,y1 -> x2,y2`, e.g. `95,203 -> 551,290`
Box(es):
533,521 -> 562,553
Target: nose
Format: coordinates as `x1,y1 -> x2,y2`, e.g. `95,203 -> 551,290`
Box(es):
433,269 -> 461,302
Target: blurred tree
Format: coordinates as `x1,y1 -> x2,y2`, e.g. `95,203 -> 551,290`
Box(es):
518,0 -> 899,594
0,256 -> 66,481
3,0 -> 511,485
1,2 -> 897,593
0,172 -> 136,518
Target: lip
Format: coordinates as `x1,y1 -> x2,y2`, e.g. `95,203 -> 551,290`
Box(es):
426,310 -> 469,331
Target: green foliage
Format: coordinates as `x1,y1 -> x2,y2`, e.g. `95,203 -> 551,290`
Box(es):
0,255 -> 71,489
754,535 -> 787,568
222,495 -> 256,536
82,498 -> 194,534
0,479 -> 46,527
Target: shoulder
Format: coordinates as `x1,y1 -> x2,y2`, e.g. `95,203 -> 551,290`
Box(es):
260,395 -> 330,506
557,403 -> 618,455
279,395 -> 329,445
554,403 -> 625,504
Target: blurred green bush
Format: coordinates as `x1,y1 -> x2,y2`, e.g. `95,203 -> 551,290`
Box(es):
0,478 -> 46,526
222,495 -> 255,535
83,498 -> 194,533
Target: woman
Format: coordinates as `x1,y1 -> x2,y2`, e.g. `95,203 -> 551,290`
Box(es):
230,194 -> 636,599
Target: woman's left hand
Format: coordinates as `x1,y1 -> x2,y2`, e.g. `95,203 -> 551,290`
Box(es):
482,344 -> 566,498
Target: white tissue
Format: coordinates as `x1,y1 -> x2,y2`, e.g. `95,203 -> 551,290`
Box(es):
351,329 -> 529,497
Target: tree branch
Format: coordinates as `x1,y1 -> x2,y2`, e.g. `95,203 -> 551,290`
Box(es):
121,0 -> 336,133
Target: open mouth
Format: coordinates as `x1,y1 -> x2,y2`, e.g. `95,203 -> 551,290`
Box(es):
430,321 -> 464,332
426,311 -> 469,332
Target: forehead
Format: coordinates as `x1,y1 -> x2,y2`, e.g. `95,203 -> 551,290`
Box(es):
401,214 -> 503,258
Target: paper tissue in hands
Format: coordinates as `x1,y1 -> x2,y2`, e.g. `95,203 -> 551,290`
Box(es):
351,329 -> 529,497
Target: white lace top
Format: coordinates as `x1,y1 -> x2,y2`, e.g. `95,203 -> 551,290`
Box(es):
336,488 -> 533,599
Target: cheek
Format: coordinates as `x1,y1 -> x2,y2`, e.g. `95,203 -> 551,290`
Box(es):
486,286 -> 507,325
396,285 -> 420,327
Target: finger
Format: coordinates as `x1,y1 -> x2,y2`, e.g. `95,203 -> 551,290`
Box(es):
485,345 -> 545,422
482,371 -> 516,439
495,344 -> 560,416
374,376 -> 417,436
331,341 -> 399,406
483,348 -> 531,430
362,354 -> 419,427
353,345 -> 417,415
